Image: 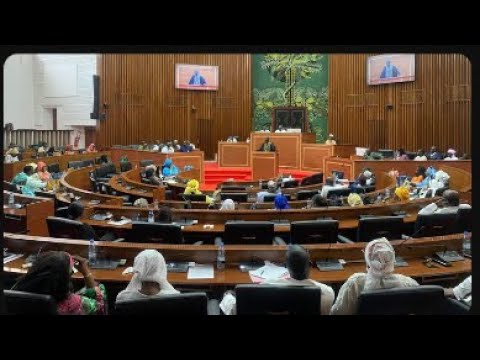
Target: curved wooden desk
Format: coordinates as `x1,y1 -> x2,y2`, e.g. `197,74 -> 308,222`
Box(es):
3,233 -> 470,286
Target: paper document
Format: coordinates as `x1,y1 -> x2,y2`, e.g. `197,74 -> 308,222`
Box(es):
249,261 -> 289,280
107,219 -> 132,226
187,264 -> 214,279
4,253 -> 23,264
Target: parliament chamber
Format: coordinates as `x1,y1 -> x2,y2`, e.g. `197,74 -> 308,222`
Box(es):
2,52 -> 472,315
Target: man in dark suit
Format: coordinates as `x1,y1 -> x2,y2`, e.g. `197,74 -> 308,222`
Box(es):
258,137 -> 276,152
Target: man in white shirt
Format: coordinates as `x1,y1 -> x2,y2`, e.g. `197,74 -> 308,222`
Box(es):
444,276 -> 471,306
414,149 -> 428,161
444,149 -> 458,160
220,245 -> 335,315
161,141 -> 175,153
256,180 -> 277,202
320,177 -> 345,198
418,190 -> 471,215
151,140 -> 161,151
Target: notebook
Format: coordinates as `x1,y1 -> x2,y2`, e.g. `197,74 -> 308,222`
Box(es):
167,262 -> 190,273
435,251 -> 464,262
394,256 -> 409,267
316,259 -> 344,271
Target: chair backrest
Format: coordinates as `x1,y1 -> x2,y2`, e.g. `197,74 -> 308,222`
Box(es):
5,290 -> 57,315
4,181 -> 21,193
414,213 -> 459,237
68,160 -> 84,169
182,194 -> 206,202
82,159 -> 94,167
235,284 -> 322,315
326,187 -> 351,199
282,179 -> 299,188
47,163 -> 60,173
221,185 -> 246,191
300,172 -> 323,186
357,285 -> 447,315
406,151 -> 417,160
220,192 -> 248,202
120,161 -> 133,173
263,193 -> 291,202
114,293 -> 208,315
140,159 -> 154,167
46,216 -> 86,239
357,216 -> 405,242
296,190 -> 319,201
456,207 -> 472,232
290,220 -> 339,244
223,221 -> 275,245
127,222 -> 184,244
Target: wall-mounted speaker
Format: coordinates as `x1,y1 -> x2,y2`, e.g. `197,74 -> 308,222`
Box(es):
90,75 -> 100,119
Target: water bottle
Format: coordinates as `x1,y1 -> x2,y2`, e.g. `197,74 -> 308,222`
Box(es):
8,192 -> 15,208
148,209 -> 155,223
259,180 -> 263,189
88,239 -> 97,265
385,188 -> 391,199
463,231 -> 471,254
217,241 -> 225,270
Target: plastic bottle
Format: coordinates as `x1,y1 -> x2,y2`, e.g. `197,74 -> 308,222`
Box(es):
8,192 -> 15,208
217,241 -> 225,270
259,180 -> 263,189
463,231 -> 471,254
148,209 -> 155,223
88,239 -> 97,265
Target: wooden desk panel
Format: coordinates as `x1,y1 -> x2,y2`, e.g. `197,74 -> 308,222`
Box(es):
4,233 -> 469,286
301,144 -> 333,172
218,142 -> 250,167
324,157 -> 354,180
251,152 -> 278,181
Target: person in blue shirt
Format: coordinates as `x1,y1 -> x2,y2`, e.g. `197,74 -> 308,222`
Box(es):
188,70 -> 206,86
162,158 -> 179,177
274,193 -> 290,210
380,60 -> 400,79
12,166 -> 34,186
180,140 -> 193,152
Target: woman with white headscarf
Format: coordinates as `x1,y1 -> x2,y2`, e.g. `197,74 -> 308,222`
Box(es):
220,198 -> 235,211
116,250 -> 179,303
330,238 -> 418,315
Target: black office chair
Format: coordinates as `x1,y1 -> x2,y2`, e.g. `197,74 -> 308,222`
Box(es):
326,188 -> 351,199
4,181 -> 21,193
355,216 -> 405,242
235,285 -> 322,315
263,193 -> 291,202
296,190 -> 319,201
47,163 -> 60,174
357,285 -> 450,315
406,152 -> 417,160
282,179 -> 299,188
140,159 -> 154,167
221,221 -> 283,245
300,172 -> 323,186
68,160 -> 84,169
220,193 -> 248,202
127,222 -> 184,244
456,207 -> 472,232
114,293 -> 208,315
4,290 -> 57,315
290,220 -> 339,244
120,161 -> 133,173
182,194 -> 206,202
221,185 -> 246,191
82,159 -> 94,167
46,216 -> 86,239
413,213 -> 458,238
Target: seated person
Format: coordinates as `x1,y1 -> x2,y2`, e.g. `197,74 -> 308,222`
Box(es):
68,202 -> 116,241
418,190 -> 471,215
190,142 -> 196,150
311,194 -> 328,208
226,136 -> 238,143
330,238 -> 419,315
133,198 -> 149,208
152,140 -> 161,151
86,143 -> 97,153
46,146 -> 55,156
427,146 -> 444,160
161,142 -> 175,154
22,164 -> 47,196
320,177 -> 344,198
220,244 -> 335,315
363,149 -> 383,160
444,148 -> 458,161
184,179 -> 214,205
274,193 -> 290,210
411,166 -> 426,186
99,155 -> 109,164
362,169 -> 375,186
64,144 -> 75,155
4,153 -> 19,163
34,161 -> 51,181
392,186 -> 410,202
37,141 -> 48,156
220,198 -> 235,211
116,249 -> 179,303
12,166 -> 34,186
173,140 -> 181,151
6,142 -> 19,157
162,158 -> 179,177
444,276 -> 471,307
258,137 -> 276,152
180,140 -> 193,152
395,148 -> 409,161
12,251 -> 107,315
325,133 -> 337,145
158,206 -> 173,223
347,193 -> 363,207
145,166 -> 162,186
414,149 -> 427,161
428,169 -> 449,192
137,141 -> 148,151
256,180 -> 277,203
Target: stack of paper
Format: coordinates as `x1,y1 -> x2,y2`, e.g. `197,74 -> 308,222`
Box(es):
187,264 -> 214,279
249,261 -> 289,283
107,218 -> 132,226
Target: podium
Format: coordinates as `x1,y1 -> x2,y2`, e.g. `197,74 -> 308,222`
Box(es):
251,151 -> 279,181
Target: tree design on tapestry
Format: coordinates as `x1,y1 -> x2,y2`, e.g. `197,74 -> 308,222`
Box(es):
253,54 -> 328,142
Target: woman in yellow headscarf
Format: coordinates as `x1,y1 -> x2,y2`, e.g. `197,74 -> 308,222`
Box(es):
394,187 -> 410,202
347,193 -> 363,207
184,179 -> 214,205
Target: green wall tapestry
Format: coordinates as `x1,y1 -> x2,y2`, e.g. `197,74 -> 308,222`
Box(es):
252,54 -> 329,142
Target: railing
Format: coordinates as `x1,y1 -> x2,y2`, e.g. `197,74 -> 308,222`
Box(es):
4,130 -> 73,150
